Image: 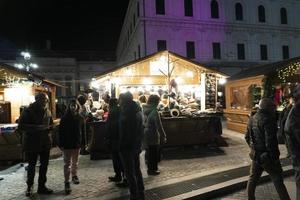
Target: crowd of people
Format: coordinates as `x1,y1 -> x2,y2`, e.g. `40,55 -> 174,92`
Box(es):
17,92 -> 167,200
16,84 -> 300,200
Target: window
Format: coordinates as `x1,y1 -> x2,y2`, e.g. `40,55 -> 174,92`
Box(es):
258,5 -> 265,22
282,46 -> 289,59
186,41 -> 195,59
237,43 -> 245,60
211,0 -> 219,19
157,40 -> 167,51
184,0 -> 193,17
235,3 -> 243,21
137,2 -> 140,17
213,42 -> 221,59
138,45 -> 141,59
280,8 -> 288,24
260,45 -> 268,60
156,0 -> 165,15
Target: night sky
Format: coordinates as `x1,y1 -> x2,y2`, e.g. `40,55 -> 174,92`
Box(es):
0,0 -> 129,52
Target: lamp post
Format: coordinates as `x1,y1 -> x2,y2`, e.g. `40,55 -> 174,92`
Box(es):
14,51 -> 38,72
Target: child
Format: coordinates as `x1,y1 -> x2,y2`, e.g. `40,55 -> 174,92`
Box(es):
59,99 -> 85,194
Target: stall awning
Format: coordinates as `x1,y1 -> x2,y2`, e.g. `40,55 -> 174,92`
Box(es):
94,51 -> 228,79
230,56 -> 300,81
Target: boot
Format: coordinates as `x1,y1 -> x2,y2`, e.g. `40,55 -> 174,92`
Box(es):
65,182 -> 71,195
25,185 -> 33,197
72,176 -> 80,184
37,185 -> 53,195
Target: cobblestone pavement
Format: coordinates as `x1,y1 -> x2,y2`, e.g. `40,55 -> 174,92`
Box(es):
214,176 -> 296,200
0,129 -> 289,200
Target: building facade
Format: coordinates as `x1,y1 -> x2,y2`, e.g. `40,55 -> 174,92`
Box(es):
116,0 -> 300,75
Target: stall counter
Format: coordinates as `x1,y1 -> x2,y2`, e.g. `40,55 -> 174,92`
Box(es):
89,115 -> 224,160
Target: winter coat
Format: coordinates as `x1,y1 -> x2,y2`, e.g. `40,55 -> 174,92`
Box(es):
18,102 -> 53,152
143,104 -> 166,146
119,101 -> 144,151
105,106 -> 120,150
245,109 -> 280,161
285,102 -> 300,164
59,112 -> 84,149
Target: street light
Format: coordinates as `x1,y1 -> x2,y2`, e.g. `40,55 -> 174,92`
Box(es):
14,51 -> 38,72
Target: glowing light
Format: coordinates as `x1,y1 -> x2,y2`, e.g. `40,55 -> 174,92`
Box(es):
143,78 -> 152,85
112,78 -> 121,85
21,51 -> 31,60
90,80 -> 99,89
14,64 -> 24,69
218,78 -> 227,85
186,71 -> 193,77
175,77 -> 184,84
125,68 -> 133,76
218,92 -> 223,97
30,63 -> 38,69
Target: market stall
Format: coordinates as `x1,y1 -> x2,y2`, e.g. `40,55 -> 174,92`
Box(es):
0,63 -> 62,161
224,56 -> 300,133
88,51 -> 227,157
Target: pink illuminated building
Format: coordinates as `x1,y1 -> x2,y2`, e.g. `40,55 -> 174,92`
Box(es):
116,0 -> 300,75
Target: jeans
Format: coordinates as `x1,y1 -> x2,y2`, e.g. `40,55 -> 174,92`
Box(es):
26,150 -> 50,187
120,150 -> 145,200
63,148 -> 80,182
247,160 -> 291,200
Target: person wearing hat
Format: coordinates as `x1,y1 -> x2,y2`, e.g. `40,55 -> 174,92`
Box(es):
285,85 -> 300,200
18,93 -> 54,197
245,98 -> 290,200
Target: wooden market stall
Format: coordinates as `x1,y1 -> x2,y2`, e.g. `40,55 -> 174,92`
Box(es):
224,56 -> 300,133
89,51 -> 228,158
0,63 -> 63,161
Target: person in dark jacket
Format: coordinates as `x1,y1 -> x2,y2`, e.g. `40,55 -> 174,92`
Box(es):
245,98 -> 290,200
18,93 -> 54,197
118,92 -> 145,200
278,95 -> 294,157
59,99 -> 84,194
285,85 -> 300,200
143,94 -> 166,175
77,94 -> 90,155
105,98 -> 125,183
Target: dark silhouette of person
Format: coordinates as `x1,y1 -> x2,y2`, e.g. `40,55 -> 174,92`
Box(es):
278,94 -> 294,157
118,92 -> 145,200
58,99 -> 84,194
143,94 -> 166,175
245,98 -> 290,200
105,98 -> 125,183
77,94 -> 90,155
285,85 -> 300,200
18,93 -> 54,197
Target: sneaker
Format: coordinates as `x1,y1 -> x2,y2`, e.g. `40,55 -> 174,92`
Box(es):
37,185 -> 53,195
72,176 -> 80,184
65,182 -> 71,195
147,170 -> 160,176
108,175 -> 122,182
25,186 -> 33,197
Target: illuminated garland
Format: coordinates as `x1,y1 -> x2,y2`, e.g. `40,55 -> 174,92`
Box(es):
277,61 -> 300,82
